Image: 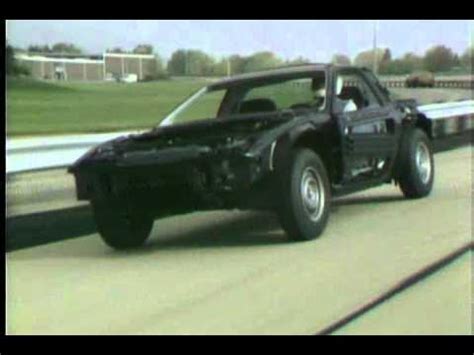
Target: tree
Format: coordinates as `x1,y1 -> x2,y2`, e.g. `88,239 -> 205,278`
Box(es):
28,44 -> 52,53
187,50 -> 215,76
107,47 -> 127,53
423,45 -> 456,72
6,44 -> 30,76
460,46 -> 473,71
133,44 -> 153,54
13,46 -> 26,54
331,54 -> 351,65
402,52 -> 423,72
211,58 -> 230,77
228,55 -> 247,75
51,42 -> 82,54
286,56 -> 312,66
377,52 -> 423,75
378,59 -> 405,75
354,48 -> 390,71
6,44 -> 15,75
152,54 -> 168,79
377,48 -> 392,73
167,50 -> 187,75
242,51 -> 283,73
167,49 -> 216,76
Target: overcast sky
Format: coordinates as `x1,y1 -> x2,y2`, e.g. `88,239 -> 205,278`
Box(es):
7,20 -> 473,61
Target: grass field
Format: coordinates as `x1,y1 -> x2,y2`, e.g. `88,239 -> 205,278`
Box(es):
6,77 -> 473,136
6,78 -> 208,136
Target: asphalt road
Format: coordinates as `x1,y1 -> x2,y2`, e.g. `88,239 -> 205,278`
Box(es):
6,146 -> 472,334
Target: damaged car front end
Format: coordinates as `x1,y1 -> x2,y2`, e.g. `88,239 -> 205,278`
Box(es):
69,112 -> 297,217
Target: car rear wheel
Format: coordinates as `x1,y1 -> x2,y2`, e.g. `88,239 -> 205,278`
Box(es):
92,202 -> 154,250
397,128 -> 434,198
276,148 -> 331,241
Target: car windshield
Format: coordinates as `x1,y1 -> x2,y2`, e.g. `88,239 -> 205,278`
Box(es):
159,71 -> 327,127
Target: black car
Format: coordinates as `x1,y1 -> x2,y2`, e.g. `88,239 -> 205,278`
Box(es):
405,71 -> 435,88
69,64 -> 435,250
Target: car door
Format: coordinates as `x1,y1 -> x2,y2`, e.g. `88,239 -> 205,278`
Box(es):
332,69 -> 398,182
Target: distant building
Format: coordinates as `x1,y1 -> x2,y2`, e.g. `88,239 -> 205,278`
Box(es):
15,52 -> 157,82
103,52 -> 156,81
15,53 -> 105,81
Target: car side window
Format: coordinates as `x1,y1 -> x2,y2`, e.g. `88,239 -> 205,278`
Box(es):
334,73 -> 381,113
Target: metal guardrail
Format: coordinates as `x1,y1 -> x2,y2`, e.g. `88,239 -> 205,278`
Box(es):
6,100 -> 474,174
417,101 -> 474,138
6,130 -> 142,174
417,101 -> 474,119
381,80 -> 406,88
381,80 -> 474,89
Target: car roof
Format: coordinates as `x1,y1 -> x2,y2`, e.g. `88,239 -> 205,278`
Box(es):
208,63 -> 336,90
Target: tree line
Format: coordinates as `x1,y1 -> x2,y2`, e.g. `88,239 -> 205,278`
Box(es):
333,45 -> 473,75
165,50 -> 310,77
7,42 -> 474,79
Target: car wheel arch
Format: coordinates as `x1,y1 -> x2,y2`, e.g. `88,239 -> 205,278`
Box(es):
414,113 -> 433,140
287,128 -> 334,184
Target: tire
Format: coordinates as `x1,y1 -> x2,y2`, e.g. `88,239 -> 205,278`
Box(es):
396,128 -> 434,199
92,202 -> 153,250
275,148 -> 331,241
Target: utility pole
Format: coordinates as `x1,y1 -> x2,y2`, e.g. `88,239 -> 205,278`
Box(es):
184,50 -> 188,76
226,57 -> 231,77
373,20 -> 378,75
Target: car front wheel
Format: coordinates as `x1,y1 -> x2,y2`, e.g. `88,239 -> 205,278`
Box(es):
276,148 -> 331,241
92,202 -> 154,250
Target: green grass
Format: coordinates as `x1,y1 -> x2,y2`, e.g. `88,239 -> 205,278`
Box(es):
7,77 -> 208,136
175,90 -> 226,123
7,77 -> 316,136
7,77 -> 473,136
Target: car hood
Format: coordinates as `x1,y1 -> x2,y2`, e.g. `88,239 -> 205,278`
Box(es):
69,112 -> 294,172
